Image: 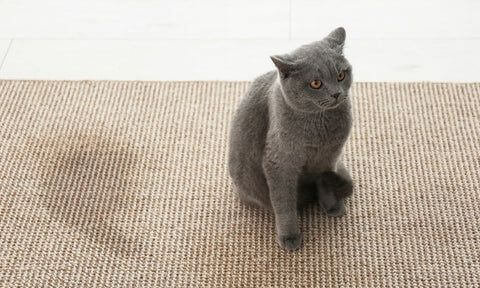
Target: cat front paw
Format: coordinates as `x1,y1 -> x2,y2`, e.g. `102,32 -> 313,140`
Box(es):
277,233 -> 303,251
278,234 -> 302,251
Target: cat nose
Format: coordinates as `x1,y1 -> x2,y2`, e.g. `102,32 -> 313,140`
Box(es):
331,92 -> 340,99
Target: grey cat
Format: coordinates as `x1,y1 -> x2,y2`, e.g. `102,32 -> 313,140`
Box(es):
228,27 -> 354,251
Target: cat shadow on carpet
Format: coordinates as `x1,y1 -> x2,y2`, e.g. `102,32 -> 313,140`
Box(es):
29,130 -> 146,258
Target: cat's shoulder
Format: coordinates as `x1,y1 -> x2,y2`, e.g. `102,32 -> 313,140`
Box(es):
248,70 -> 277,96
253,70 -> 277,84
238,70 -> 277,108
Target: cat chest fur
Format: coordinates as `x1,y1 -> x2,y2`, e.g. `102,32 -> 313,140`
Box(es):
296,104 -> 352,172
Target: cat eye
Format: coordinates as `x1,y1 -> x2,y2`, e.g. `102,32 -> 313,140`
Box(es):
337,70 -> 346,81
309,80 -> 322,89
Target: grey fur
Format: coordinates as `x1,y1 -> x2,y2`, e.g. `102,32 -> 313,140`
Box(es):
228,27 -> 354,251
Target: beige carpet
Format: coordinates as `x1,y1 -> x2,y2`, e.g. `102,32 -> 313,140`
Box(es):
0,81 -> 479,287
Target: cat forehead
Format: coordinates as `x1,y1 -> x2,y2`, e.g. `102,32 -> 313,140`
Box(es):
301,54 -> 349,74
295,46 -> 348,66
315,50 -> 347,65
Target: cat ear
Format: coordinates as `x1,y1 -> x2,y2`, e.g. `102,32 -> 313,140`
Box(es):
324,27 -> 346,53
270,54 -> 298,78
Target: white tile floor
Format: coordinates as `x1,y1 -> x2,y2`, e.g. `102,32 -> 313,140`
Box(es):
0,0 -> 478,81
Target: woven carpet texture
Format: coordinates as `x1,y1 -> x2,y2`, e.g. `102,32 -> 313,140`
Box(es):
0,81 -> 479,287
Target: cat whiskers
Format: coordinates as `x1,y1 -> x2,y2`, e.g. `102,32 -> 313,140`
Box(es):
310,99 -> 331,109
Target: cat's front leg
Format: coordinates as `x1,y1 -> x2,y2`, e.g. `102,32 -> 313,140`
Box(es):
332,162 -> 354,199
316,167 -> 353,217
263,152 -> 303,251
316,182 -> 346,217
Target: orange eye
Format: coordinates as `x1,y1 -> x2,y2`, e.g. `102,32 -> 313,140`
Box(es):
309,80 -> 322,89
337,70 -> 346,81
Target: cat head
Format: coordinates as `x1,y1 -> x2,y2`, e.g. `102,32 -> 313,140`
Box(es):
271,27 -> 352,113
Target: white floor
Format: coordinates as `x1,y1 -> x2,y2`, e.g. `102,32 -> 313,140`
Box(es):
0,0 -> 479,81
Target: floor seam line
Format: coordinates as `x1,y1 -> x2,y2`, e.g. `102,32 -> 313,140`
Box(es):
0,39 -> 14,72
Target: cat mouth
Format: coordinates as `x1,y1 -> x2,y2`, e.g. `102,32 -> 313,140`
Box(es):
329,96 -> 347,108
